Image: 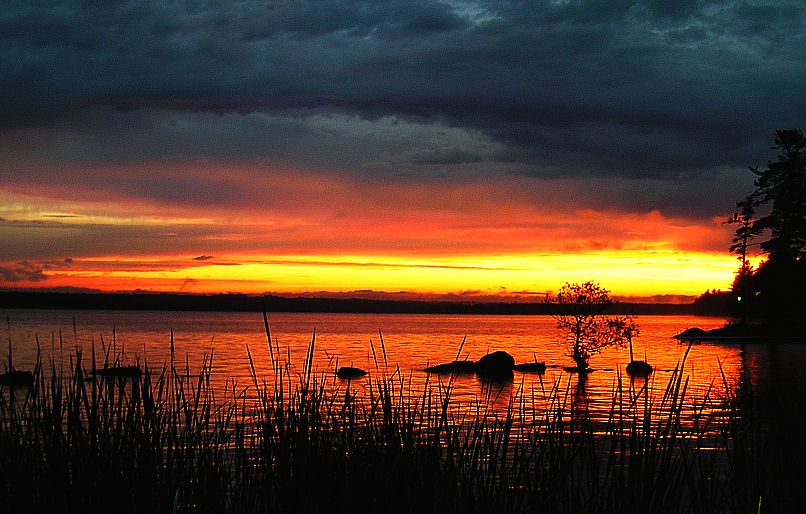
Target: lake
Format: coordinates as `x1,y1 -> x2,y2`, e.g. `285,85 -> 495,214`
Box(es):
6,310 -> 795,425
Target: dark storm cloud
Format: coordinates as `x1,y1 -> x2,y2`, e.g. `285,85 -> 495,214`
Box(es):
1,1 -> 804,197
0,217 -> 245,261
0,259 -> 70,282
0,263 -> 46,282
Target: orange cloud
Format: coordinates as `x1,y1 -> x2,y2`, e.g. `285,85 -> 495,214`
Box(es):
0,163 -> 744,297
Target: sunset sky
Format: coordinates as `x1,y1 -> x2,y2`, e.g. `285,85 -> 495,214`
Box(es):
1,1 -> 804,300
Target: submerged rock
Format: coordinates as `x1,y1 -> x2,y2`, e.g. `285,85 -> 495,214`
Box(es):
423,361 -> 477,374
513,362 -> 546,374
626,360 -> 653,377
563,366 -> 595,374
674,327 -> 710,340
476,351 -> 515,378
0,370 -> 34,388
424,352 -> 546,378
336,366 -> 367,379
95,366 -> 143,380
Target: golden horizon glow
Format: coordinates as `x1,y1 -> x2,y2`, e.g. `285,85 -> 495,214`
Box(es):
16,250 -> 750,298
0,168 -> 748,299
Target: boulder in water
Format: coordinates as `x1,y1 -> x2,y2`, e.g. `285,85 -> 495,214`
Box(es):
336,366 -> 367,379
0,370 -> 33,388
476,351 -> 515,378
626,360 -> 653,377
423,361 -> 477,374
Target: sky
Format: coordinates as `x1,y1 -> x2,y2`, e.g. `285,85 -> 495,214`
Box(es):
1,0 -> 804,300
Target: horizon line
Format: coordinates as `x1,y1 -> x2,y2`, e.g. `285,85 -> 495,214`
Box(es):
0,286 -> 702,305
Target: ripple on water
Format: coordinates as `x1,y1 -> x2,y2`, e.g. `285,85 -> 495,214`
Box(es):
1,310 -> 758,428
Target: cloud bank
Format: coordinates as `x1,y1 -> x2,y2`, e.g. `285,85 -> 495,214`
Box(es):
1,1 -> 803,294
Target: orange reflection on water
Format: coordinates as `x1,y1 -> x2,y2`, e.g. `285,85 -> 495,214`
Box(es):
3,310 -> 751,426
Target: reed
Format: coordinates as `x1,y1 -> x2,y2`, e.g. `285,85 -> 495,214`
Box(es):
0,327 -> 781,513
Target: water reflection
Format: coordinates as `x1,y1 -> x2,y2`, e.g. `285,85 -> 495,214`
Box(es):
570,372 -> 589,426
479,377 -> 513,412
0,310 -> 781,426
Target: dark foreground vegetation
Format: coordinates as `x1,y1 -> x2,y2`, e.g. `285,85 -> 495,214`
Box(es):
1,329 -> 802,514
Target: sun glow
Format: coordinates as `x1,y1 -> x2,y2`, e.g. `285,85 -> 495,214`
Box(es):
0,172 -> 744,299
27,250 -> 740,298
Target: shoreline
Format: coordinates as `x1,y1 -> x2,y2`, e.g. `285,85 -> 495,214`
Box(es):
0,290 -> 698,316
675,323 -> 806,343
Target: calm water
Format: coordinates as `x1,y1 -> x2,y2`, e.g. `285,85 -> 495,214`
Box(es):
5,309 -> 804,428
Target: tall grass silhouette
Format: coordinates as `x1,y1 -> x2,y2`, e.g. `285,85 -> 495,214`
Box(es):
0,319 -> 780,513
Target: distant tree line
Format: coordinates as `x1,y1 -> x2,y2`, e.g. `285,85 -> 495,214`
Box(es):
0,291 -> 693,315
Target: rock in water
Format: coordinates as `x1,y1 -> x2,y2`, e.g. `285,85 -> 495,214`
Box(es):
476,351 -> 515,378
513,362 -> 546,374
423,361 -> 477,374
626,360 -> 653,377
95,366 -> 143,380
0,370 -> 34,388
336,366 -> 367,379
673,327 -> 709,340
564,366 -> 594,374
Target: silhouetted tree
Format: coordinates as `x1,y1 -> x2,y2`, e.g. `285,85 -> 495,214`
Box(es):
692,289 -> 734,316
726,196 -> 760,321
747,129 -> 806,262
730,129 -> 806,323
727,196 -> 759,275
545,281 -> 637,370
